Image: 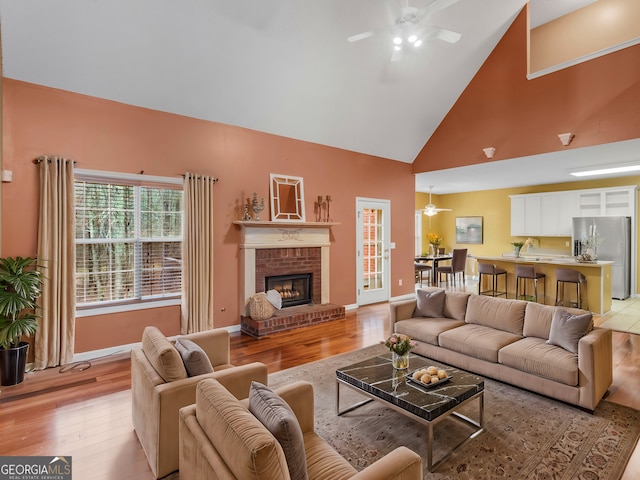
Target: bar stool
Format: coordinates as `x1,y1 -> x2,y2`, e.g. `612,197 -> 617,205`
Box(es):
555,268 -> 586,309
515,265 -> 546,303
478,263 -> 507,297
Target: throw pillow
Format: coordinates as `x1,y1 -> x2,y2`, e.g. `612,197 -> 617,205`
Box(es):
546,309 -> 593,354
414,289 -> 446,318
249,382 -> 308,480
175,337 -> 214,377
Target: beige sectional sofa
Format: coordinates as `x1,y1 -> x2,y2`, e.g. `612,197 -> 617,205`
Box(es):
390,287 -> 613,411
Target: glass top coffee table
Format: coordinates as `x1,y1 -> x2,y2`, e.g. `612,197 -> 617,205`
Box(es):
336,352 -> 484,472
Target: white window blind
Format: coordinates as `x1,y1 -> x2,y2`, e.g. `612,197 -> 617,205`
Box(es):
74,176 -> 183,308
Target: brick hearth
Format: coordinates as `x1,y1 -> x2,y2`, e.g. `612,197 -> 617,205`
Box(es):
241,303 -> 345,338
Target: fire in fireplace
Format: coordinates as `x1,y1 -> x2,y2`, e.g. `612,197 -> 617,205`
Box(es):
265,273 -> 313,308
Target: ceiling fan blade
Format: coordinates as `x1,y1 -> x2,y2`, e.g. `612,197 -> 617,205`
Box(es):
347,30 -> 376,43
434,27 -> 461,44
422,0 -> 460,17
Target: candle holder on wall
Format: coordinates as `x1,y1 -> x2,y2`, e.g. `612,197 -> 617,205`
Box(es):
316,195 -> 323,222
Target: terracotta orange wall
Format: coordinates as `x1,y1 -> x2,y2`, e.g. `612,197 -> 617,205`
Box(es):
412,8 -> 640,174
2,79 -> 415,353
530,0 -> 640,73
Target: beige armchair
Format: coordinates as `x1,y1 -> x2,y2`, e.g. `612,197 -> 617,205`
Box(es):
179,378 -> 423,480
131,326 -> 268,478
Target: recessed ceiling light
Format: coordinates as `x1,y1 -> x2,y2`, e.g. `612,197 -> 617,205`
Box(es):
413,39 -> 422,47
408,34 -> 417,43
393,36 -> 402,45
570,165 -> 640,177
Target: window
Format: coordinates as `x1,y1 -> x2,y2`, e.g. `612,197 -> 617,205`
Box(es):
74,174 -> 183,310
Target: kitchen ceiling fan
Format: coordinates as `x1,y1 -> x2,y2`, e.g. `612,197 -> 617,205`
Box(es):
347,0 -> 462,62
424,186 -> 452,216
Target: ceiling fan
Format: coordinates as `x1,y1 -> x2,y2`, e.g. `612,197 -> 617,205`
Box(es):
423,186 -> 452,216
347,0 -> 462,62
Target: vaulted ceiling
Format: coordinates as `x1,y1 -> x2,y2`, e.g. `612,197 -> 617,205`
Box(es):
1,0 -> 631,194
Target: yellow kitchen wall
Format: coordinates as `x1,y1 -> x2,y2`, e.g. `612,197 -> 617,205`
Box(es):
416,175 -> 640,294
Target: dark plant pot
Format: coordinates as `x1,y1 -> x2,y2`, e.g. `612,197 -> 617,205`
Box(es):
0,342 -> 29,386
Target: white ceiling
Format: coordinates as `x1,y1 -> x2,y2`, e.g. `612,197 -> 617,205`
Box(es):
1,0 -> 631,196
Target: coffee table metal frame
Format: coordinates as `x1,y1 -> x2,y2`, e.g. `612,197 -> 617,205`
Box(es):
336,370 -> 484,472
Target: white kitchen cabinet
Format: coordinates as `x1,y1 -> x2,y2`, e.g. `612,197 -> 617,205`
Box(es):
511,186 -> 635,237
575,187 -> 635,217
510,195 -> 540,236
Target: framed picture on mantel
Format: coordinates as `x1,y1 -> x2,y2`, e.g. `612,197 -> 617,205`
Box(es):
456,216 -> 483,244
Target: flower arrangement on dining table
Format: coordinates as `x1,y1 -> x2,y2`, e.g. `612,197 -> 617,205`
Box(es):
427,233 -> 444,246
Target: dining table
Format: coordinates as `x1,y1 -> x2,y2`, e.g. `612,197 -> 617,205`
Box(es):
414,254 -> 453,286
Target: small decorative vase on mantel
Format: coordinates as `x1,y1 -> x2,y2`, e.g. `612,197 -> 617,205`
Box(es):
514,245 -> 521,258
392,351 -> 409,370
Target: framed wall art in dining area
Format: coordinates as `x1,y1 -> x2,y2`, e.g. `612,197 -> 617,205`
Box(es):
456,216 -> 483,244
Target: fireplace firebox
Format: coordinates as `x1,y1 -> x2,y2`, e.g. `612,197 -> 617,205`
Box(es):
265,273 -> 313,308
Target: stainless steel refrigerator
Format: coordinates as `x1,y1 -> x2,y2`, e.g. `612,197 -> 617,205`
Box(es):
572,216 -> 631,300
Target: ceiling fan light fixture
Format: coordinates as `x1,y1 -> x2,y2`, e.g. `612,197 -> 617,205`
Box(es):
413,39 -> 423,47
393,36 -> 403,45
407,34 -> 418,43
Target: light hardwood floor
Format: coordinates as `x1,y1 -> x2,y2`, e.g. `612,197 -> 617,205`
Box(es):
0,287 -> 638,479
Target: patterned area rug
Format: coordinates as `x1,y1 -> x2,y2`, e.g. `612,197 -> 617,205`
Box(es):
268,344 -> 640,479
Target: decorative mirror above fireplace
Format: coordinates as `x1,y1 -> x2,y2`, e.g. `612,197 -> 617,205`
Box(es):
270,174 -> 306,222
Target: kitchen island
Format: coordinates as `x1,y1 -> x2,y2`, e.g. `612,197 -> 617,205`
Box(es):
474,256 -> 613,314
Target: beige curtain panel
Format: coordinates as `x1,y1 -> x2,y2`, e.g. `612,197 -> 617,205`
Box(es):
181,173 -> 217,334
35,156 -> 76,369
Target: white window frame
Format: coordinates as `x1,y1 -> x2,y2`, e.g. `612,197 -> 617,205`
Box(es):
74,169 -> 183,317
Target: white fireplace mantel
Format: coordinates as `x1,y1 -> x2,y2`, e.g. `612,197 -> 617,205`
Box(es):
233,221 -> 339,316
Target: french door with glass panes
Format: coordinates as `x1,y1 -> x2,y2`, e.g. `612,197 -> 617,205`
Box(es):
356,198 -> 390,305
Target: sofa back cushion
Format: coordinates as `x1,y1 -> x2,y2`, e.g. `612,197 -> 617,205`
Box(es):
523,303 -> 592,340
443,291 -> 471,321
465,295 -> 527,335
196,379 -> 289,480
141,326 -> 187,383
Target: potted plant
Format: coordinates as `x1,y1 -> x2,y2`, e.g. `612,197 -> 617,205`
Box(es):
0,256 -> 43,386
511,241 -> 524,258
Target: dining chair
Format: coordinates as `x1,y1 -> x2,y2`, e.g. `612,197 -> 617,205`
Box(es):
414,261 -> 431,286
436,249 -> 467,286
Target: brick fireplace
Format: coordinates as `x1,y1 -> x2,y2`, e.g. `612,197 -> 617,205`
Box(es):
234,221 -> 344,337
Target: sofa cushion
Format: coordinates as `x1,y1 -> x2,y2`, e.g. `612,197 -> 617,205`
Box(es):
523,303 -> 592,340
443,291 -> 471,321
141,326 -> 187,383
522,302 -> 558,339
465,295 -> 527,336
249,382 -> 308,480
547,309 -> 593,354
438,324 -> 522,363
414,289 -> 446,317
196,379 -> 289,480
499,337 -> 579,386
175,337 -> 214,377
395,318 -> 465,346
